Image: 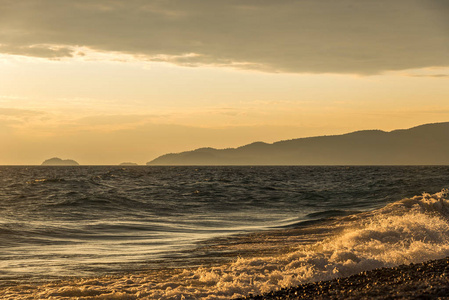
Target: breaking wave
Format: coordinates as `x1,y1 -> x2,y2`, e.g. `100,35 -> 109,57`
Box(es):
3,189 -> 449,299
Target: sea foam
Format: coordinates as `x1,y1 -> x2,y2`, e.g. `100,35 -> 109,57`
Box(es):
2,190 -> 449,299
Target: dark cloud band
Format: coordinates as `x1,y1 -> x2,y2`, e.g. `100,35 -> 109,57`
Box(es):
0,0 -> 448,74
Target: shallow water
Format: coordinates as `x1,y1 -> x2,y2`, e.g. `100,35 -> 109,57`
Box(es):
1,166 -> 448,298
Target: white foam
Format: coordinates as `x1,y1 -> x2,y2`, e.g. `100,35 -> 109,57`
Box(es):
2,189 -> 449,299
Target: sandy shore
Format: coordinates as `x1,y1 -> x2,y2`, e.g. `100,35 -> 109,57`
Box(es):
239,257 -> 449,299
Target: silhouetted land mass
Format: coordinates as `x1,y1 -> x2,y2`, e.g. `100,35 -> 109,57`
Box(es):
120,162 -> 139,166
41,157 -> 79,166
147,122 -> 449,165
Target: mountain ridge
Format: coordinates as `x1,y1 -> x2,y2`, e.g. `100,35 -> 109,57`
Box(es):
147,122 -> 449,165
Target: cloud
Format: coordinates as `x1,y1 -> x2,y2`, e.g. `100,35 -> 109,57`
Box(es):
0,108 -> 48,131
0,0 -> 448,74
70,114 -> 161,131
408,74 -> 449,78
0,95 -> 29,100
0,44 -> 73,58
0,107 -> 45,118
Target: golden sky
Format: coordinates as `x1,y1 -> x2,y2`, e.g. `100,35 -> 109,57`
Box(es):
1,0 -> 449,165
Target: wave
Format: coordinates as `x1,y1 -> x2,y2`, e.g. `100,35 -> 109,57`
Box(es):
4,189 -> 449,299
305,209 -> 361,219
166,189 -> 449,299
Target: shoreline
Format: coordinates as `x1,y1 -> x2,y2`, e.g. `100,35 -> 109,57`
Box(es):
2,256 -> 449,299
240,256 -> 449,299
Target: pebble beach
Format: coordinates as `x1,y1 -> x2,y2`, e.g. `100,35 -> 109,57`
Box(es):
241,257 -> 449,299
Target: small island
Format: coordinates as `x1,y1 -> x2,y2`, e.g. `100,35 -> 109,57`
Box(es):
41,157 -> 79,166
119,162 -> 139,166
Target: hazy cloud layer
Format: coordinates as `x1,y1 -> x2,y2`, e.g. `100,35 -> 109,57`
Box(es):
0,108 -> 46,121
0,0 -> 448,73
409,74 -> 449,78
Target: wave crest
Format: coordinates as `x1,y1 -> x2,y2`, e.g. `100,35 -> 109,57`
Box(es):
4,189 -> 449,299
161,189 -> 449,298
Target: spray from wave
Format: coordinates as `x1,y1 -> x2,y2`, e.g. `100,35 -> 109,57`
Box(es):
2,189 -> 449,299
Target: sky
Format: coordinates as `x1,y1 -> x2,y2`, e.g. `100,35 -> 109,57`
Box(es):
1,0 -> 448,165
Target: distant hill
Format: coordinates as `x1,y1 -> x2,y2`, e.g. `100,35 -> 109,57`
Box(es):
41,157 -> 79,166
120,162 -> 139,166
147,122 -> 449,165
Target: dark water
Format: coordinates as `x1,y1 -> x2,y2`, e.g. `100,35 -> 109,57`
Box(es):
1,166 -> 448,284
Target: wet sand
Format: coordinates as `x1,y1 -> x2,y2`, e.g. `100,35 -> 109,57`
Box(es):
240,257 -> 449,299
